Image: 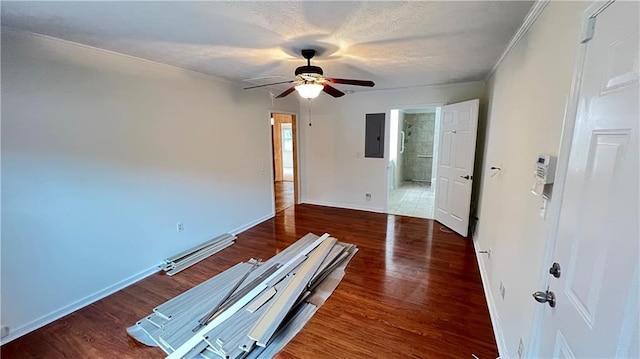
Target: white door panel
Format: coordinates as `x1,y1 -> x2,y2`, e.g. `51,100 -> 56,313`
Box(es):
454,132 -> 469,168
440,131 -> 453,166
436,177 -> 450,214
442,111 -> 454,126
539,1 -> 639,357
434,99 -> 479,236
451,180 -> 467,220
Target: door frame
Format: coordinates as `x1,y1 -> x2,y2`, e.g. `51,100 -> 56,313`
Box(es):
384,102 -> 445,213
526,2 -> 613,356
268,109 -> 300,213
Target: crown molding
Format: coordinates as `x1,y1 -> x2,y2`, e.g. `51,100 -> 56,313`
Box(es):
486,0 -> 550,80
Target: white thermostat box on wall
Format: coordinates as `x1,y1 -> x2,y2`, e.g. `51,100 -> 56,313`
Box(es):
535,154 -> 557,184
532,154 -> 557,219
532,154 -> 557,198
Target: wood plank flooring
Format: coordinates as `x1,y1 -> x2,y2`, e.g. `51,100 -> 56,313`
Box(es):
274,181 -> 294,212
1,204 -> 497,359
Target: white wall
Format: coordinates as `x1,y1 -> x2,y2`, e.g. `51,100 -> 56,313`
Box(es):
431,108 -> 441,184
299,81 -> 485,212
475,2 -> 589,357
0,29 -> 298,342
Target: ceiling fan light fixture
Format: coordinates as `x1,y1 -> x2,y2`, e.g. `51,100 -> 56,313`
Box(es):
295,82 -> 323,99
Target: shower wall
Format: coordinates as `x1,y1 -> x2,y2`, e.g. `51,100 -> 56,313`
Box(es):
402,113 -> 436,182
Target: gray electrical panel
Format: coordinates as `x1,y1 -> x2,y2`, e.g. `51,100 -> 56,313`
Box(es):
365,113 -> 385,158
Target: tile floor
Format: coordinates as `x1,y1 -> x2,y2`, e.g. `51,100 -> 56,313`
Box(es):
388,181 -> 435,219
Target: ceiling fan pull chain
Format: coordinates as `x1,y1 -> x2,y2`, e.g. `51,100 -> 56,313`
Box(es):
308,98 -> 313,126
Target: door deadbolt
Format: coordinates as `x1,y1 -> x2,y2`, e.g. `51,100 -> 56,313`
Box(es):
532,290 -> 556,307
549,262 -> 561,278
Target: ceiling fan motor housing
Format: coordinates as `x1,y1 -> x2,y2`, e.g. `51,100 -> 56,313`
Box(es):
295,65 -> 323,76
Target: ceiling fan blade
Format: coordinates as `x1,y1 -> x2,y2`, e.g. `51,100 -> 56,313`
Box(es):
323,84 -> 345,98
326,78 -> 375,87
243,80 -> 294,90
276,86 -> 297,98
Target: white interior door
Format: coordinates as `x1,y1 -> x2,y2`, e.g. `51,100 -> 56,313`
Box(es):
539,1 -> 639,357
434,99 -> 479,236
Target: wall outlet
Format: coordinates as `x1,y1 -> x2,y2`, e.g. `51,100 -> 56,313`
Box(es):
365,193 -> 372,201
499,280 -> 506,300
1,326 -> 10,339
518,338 -> 524,358
176,222 -> 184,233
479,247 -> 492,258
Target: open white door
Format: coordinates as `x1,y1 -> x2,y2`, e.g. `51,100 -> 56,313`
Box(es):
537,1 -> 639,357
434,99 -> 479,237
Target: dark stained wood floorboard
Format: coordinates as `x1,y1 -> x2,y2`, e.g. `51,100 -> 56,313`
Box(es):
1,204 -> 497,359
274,180 -> 294,212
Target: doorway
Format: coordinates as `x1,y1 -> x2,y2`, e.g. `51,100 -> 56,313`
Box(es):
388,107 -> 440,219
271,112 -> 298,212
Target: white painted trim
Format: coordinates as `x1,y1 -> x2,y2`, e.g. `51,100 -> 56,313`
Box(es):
525,2 -> 612,357
230,212 -> 275,236
0,26 -> 236,86
0,264 -> 161,345
0,210 -> 273,344
472,236 -> 508,358
249,237 -> 337,346
486,0 -> 550,80
301,199 -> 384,213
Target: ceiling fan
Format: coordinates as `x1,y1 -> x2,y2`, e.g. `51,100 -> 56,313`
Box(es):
243,49 -> 375,99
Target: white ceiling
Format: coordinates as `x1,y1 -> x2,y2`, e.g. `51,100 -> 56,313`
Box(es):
1,1 -> 533,93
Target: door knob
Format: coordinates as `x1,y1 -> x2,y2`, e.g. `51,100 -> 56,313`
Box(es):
460,175 -> 472,180
532,290 -> 556,307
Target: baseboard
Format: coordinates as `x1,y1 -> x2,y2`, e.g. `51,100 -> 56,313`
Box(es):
301,199 -> 384,213
0,264 -> 161,345
230,212 -> 275,236
472,236 -> 508,358
1,213 -> 277,345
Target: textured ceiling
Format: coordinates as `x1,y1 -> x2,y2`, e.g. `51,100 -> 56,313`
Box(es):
1,1 -> 533,93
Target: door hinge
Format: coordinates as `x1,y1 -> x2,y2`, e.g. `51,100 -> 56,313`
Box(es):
581,1 -> 615,44
581,16 -> 596,43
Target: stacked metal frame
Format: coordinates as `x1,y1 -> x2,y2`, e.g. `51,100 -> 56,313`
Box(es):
162,233 -> 237,276
128,233 -> 357,359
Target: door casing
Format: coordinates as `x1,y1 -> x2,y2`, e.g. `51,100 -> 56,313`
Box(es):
269,110 -> 300,211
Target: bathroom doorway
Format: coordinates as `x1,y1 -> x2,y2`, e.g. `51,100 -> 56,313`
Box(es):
388,107 -> 441,218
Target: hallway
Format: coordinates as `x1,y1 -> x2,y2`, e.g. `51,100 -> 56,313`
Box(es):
274,181 -> 294,212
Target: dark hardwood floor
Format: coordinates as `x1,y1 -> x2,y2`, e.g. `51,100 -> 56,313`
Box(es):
1,204 -> 497,359
274,180 -> 294,212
